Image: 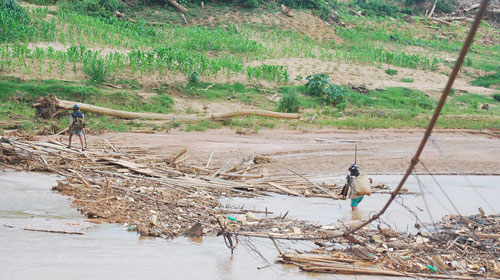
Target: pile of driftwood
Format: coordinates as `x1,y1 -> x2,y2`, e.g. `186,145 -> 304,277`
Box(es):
0,134 -> 346,238
277,213 -> 500,279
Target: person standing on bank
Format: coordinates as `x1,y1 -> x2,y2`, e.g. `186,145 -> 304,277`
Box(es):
341,164 -> 372,212
67,104 -> 85,151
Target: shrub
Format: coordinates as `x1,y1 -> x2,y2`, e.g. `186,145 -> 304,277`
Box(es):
83,56 -> 115,83
493,94 -> 500,102
325,84 -> 348,107
385,69 -> 398,75
471,72 -> 500,88
189,71 -> 200,83
278,91 -> 300,113
58,0 -> 125,18
305,73 -> 331,96
436,0 -> 456,13
25,0 -> 56,4
353,0 -> 401,16
243,0 -> 259,8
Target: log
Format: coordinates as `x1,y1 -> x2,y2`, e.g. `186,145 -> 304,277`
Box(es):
36,96 -> 300,121
97,157 -> 157,177
299,264 -> 476,279
464,3 -> 480,12
281,4 -> 293,17
167,0 -> 188,13
205,151 -> 214,167
439,16 -> 475,22
267,182 -> 301,196
171,148 -> 187,162
428,17 -> 452,26
428,0 -> 438,18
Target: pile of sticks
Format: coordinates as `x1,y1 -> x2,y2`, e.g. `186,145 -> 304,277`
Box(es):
277,213 -> 500,279
0,135 -> 341,238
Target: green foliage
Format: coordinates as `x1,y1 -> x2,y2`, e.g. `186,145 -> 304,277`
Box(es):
247,64 -> 289,83
435,0 -> 456,13
400,78 -> 414,83
325,84 -> 347,107
278,91 -> 300,113
352,0 -> 403,16
58,0 -> 126,18
305,73 -> 331,97
0,0 -> 31,43
493,94 -> 500,102
305,74 -> 347,108
243,0 -> 259,8
471,72 -> 500,89
189,71 -> 200,83
24,0 -> 57,4
83,55 -> 116,83
385,68 -> 398,75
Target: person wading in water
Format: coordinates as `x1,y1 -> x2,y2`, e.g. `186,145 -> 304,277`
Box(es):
341,164 -> 372,212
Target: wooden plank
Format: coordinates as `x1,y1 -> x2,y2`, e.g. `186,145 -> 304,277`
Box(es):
205,151 -> 214,167
267,182 -> 301,196
97,157 -> 157,177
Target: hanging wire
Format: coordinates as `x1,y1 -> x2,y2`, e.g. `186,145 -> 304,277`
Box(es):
430,138 -> 497,213
413,167 -> 439,233
419,160 -> 462,216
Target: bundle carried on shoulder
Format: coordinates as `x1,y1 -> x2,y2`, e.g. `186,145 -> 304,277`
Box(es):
351,172 -> 371,196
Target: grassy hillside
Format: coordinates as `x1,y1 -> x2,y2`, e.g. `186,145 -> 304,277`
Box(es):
0,0 -> 499,133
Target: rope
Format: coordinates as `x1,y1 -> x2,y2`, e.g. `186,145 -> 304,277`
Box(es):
341,0 -> 491,238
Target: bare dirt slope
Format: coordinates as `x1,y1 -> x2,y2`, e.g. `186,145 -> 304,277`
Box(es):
246,58 -> 497,96
91,129 -> 500,176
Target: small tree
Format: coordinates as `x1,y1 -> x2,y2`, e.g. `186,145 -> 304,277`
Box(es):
305,73 -> 331,96
278,92 -> 300,113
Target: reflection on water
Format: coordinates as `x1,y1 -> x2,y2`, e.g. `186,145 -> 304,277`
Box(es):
1,170 -> 498,280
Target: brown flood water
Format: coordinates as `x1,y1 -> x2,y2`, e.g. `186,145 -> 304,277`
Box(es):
1,170 -> 498,280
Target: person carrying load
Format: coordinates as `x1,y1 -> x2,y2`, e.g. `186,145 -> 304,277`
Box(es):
67,104 -> 86,151
341,164 -> 372,212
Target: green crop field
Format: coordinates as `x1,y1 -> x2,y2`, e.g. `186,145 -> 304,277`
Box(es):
0,0 -> 499,133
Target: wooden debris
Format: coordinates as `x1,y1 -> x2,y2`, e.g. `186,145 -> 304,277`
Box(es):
168,0 -> 188,13
33,95 -> 300,121
281,4 -> 293,17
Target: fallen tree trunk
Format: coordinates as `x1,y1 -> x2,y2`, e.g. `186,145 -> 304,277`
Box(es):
33,96 -> 300,121
167,0 -> 188,13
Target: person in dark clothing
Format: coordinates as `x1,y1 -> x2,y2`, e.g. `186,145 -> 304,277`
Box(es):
67,104 -> 85,151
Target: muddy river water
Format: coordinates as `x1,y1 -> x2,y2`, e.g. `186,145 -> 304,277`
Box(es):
1,170 -> 498,280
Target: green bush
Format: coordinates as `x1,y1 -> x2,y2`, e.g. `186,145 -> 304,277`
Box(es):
493,94 -> 500,102
189,71 -> 200,83
58,0 -> 125,18
278,91 -> 300,113
325,84 -> 347,107
385,69 -> 398,75
24,0 -> 56,4
305,73 -> 331,96
353,0 -> 402,16
83,56 -> 115,83
436,0 -> 456,13
243,0 -> 259,8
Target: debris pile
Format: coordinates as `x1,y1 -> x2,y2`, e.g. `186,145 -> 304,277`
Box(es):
0,135 -> 343,238
278,213 -> 500,279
